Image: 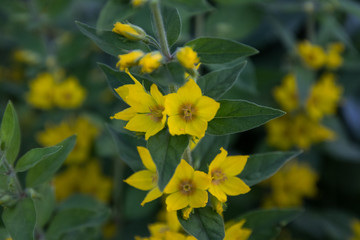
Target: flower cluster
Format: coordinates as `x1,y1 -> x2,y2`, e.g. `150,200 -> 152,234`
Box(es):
297,40 -> 345,70
37,116 -> 99,164
267,72 -> 342,150
26,72 -> 86,110
124,147 -> 250,218
262,160 -> 318,208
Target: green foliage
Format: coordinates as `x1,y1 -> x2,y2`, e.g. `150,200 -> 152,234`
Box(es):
178,206 -> 225,240
32,184 -> 56,228
207,100 -> 285,135
147,129 -> 189,191
26,135 -> 76,188
163,7 -> 181,47
240,151 -> 302,187
97,0 -> 135,30
161,0 -> 212,14
2,198 -> 36,240
186,37 -> 258,64
0,101 -> 21,164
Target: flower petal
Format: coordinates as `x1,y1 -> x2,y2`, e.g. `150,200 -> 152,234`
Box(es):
188,189 -> 208,208
196,96 -> 220,121
208,148 -> 228,174
137,146 -> 156,172
126,91 -> 155,113
110,107 -> 137,121
208,184 -> 227,202
150,84 -> 165,106
219,177 -> 250,196
168,115 -> 187,136
125,114 -> 161,133
221,155 -> 249,177
141,187 -> 162,206
165,93 -> 182,116
185,117 -> 207,138
164,160 -> 194,194
193,171 -> 210,190
166,191 -> 189,211
124,170 -> 155,190
144,120 -> 166,140
177,79 -> 202,103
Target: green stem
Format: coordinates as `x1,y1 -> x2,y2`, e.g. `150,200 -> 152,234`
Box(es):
182,145 -> 193,166
194,14 -> 204,38
150,0 -> 171,60
0,151 -> 24,198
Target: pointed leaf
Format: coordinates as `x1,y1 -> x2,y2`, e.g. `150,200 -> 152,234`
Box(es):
76,21 -> 149,57
239,151 -> 302,187
26,135 -> 76,188
163,7 -> 181,47
15,146 -> 62,172
186,37 -> 258,64
32,184 -> 56,228
0,101 -> 21,164
198,62 -> 247,99
178,206 -> 225,240
2,198 -> 36,240
96,0 -> 135,30
207,100 -> 285,135
147,129 -> 189,191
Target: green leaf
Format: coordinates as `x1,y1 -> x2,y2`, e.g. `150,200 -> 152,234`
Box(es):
147,129 -> 189,191
106,124 -> 145,171
96,0 -> 135,30
15,146 -> 62,172
46,195 -> 110,240
0,101 -> 21,164
338,0 -> 360,19
198,62 -> 247,99
239,208 -> 303,240
2,198 -> 36,240
26,135 -> 76,188
186,37 -> 258,64
207,100 -> 285,135
194,135 -> 230,172
32,184 -> 56,228
178,206 -> 225,240
76,21 -> 149,57
239,151 -> 302,187
123,187 -> 158,220
163,7 -> 181,47
148,61 -> 186,89
162,0 -> 212,14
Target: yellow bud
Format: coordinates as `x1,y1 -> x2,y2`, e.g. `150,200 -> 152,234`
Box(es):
182,207 -> 193,220
138,51 -> 163,73
116,50 -> 145,71
131,0 -> 147,7
112,22 -> 146,41
176,46 -> 200,69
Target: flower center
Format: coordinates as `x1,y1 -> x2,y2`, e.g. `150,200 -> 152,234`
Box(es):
179,103 -> 196,122
151,174 -> 158,185
148,105 -> 165,122
211,169 -> 227,185
179,180 -> 195,196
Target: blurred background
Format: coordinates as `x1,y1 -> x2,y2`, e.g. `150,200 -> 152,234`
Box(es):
1,0 -> 360,239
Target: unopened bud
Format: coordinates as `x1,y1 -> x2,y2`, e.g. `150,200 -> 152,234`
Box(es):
112,22 -> 146,41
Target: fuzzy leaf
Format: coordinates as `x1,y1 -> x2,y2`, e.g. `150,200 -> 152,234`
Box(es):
163,7 -> 182,47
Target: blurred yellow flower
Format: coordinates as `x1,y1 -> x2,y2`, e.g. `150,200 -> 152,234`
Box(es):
53,160 -> 112,202
164,159 -> 210,211
132,0 -> 147,7
12,49 -> 40,65
297,40 -> 327,69
262,160 -> 318,208
54,76 -> 86,109
135,222 -> 196,240
112,22 -> 146,41
224,220 -> 252,240
351,219 -> 360,240
111,71 -> 166,140
138,51 -> 163,73
165,79 -> 220,138
116,50 -> 144,71
273,73 -> 299,112
176,46 -> 200,69
26,73 -> 56,110
124,146 -> 162,206
37,117 -> 98,164
306,73 -> 343,121
326,42 -> 345,70
208,148 -> 250,203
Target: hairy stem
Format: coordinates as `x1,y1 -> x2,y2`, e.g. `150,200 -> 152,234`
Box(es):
0,151 -> 24,198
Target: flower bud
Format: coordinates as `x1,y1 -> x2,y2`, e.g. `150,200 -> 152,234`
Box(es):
112,22 -> 146,41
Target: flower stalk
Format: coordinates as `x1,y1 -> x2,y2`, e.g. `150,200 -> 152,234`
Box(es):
0,151 -> 24,198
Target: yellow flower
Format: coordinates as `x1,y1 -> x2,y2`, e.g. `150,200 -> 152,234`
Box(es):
164,159 -> 210,211
26,73 -> 56,109
37,117 -> 98,164
12,49 -> 40,65
138,51 -> 163,73
53,160 -> 112,202
297,40 -> 327,69
326,42 -> 344,69
111,71 -> 166,140
176,46 -> 200,69
306,73 -> 343,121
266,116 -> 293,150
54,76 -> 86,109
273,73 -> 299,112
112,22 -> 146,41
116,50 -> 144,71
165,79 -> 220,138
124,146 -> 162,206
208,148 -> 250,203
224,220 -> 252,240
262,160 -> 318,208
351,219 -> 360,240
132,0 -> 147,7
